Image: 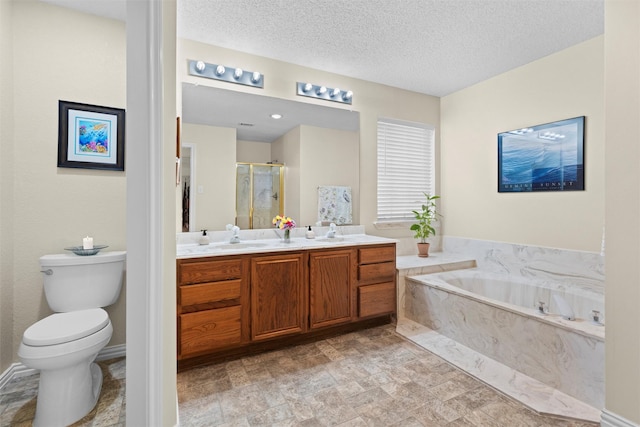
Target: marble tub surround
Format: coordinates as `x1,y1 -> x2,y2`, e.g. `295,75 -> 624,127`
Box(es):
421,269 -> 605,337
396,319 -> 601,423
442,237 -> 604,293
404,272 -> 604,412
176,225 -> 397,258
396,253 -> 477,320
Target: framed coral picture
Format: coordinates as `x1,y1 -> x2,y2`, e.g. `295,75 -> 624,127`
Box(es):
57,100 -> 125,171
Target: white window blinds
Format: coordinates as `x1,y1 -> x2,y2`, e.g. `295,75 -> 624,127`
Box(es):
377,118 -> 435,222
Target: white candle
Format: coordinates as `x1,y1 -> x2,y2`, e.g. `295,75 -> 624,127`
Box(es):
83,236 -> 94,250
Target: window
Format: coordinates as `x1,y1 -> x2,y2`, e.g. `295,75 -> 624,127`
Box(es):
377,118 -> 435,223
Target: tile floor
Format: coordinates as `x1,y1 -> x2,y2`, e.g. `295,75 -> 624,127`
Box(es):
0,325 -> 600,426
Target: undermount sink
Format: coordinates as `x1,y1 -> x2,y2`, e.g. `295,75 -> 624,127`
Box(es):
314,236 -> 347,242
216,242 -> 269,250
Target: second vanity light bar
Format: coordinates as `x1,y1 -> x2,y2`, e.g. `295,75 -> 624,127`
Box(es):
296,82 -> 353,105
188,59 -> 264,88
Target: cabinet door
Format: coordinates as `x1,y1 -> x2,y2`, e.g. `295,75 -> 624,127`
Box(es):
309,249 -> 354,329
251,253 -> 307,341
179,305 -> 242,358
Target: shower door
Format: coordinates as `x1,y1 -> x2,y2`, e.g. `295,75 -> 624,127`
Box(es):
236,163 -> 284,229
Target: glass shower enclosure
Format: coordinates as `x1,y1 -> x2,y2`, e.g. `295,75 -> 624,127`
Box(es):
236,163 -> 284,229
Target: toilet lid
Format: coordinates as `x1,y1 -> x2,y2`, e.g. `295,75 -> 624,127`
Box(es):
23,308 -> 110,346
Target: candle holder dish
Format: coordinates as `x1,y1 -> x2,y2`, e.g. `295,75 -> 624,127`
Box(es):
64,245 -> 108,256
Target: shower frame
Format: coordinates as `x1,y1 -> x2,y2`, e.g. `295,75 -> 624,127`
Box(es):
236,162 -> 285,229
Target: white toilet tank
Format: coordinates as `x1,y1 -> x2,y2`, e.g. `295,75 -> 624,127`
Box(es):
39,251 -> 126,312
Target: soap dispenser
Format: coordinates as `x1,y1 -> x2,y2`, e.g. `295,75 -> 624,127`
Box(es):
199,229 -> 210,245
305,226 -> 315,239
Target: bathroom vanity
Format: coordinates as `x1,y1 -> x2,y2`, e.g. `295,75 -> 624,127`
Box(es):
176,234 -> 396,370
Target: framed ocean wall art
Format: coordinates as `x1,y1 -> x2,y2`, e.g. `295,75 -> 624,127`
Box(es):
57,100 -> 125,171
497,116 -> 585,192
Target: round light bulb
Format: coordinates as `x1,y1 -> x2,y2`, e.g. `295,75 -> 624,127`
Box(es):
331,87 -> 341,97
303,83 -> 313,93
195,61 -> 206,72
234,68 -> 243,79
215,65 -> 226,76
251,71 -> 261,83
317,86 -> 327,96
343,90 -> 353,101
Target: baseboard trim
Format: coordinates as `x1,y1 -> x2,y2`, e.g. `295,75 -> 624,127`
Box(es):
0,344 -> 126,390
96,344 -> 126,361
602,409 -> 640,427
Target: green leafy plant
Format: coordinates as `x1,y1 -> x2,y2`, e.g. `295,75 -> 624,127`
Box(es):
410,193 -> 440,243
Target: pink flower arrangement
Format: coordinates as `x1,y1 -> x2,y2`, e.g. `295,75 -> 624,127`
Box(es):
272,215 -> 296,230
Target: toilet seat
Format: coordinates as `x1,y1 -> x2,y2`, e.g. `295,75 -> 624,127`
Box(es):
23,308 -> 109,346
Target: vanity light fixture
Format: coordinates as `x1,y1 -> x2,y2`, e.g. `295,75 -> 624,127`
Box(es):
296,82 -> 353,105
188,59 -> 264,88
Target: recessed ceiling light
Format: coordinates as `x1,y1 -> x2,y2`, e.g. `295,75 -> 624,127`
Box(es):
270,113 -> 283,119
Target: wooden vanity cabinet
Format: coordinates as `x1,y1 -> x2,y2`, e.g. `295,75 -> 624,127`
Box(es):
357,245 -> 397,318
177,242 -> 396,367
176,257 -> 249,359
309,249 -> 356,329
250,252 -> 307,341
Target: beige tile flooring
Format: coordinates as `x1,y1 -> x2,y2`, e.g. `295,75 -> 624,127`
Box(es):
1,325 -> 599,426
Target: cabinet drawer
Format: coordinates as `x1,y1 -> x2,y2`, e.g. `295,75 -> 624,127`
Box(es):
358,282 -> 396,318
358,261 -> 395,285
179,259 -> 243,284
179,279 -> 241,307
358,245 -> 395,265
179,305 -> 241,357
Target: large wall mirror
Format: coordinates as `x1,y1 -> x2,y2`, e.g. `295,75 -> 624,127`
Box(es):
179,84 -> 360,233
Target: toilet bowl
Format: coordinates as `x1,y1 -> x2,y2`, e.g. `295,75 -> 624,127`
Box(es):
18,251 -> 125,427
19,309 -> 113,426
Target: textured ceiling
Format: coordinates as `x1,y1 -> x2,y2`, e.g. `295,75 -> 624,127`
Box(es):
41,0 -> 603,97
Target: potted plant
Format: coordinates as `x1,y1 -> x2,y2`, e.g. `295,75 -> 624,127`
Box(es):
410,193 -> 440,257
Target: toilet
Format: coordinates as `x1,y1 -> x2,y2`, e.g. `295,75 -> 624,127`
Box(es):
18,251 -> 125,427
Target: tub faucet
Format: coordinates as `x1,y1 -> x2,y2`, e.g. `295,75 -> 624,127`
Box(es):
326,222 -> 337,238
226,224 -> 241,243
537,301 -> 546,314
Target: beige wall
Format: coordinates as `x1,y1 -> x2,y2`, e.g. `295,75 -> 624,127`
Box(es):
0,2 -> 127,371
299,125 -> 360,227
179,39 -> 441,239
604,0 -> 640,424
0,0 -> 14,371
441,36 -> 604,252
272,127 -> 302,222
237,140 -> 271,163
182,123 -> 237,231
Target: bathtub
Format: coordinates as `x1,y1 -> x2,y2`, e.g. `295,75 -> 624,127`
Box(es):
404,268 -> 604,410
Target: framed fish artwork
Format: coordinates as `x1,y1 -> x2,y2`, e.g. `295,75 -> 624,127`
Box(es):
57,100 -> 125,171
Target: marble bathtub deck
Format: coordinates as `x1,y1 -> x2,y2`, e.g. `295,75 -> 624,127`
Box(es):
0,325 -> 599,426
396,318 -> 601,424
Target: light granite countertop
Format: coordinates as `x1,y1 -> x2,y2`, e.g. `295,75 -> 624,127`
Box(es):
176,233 -> 397,259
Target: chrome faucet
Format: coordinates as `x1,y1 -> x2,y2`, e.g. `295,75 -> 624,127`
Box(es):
326,222 -> 337,238
537,301 -> 546,314
226,224 -> 241,243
